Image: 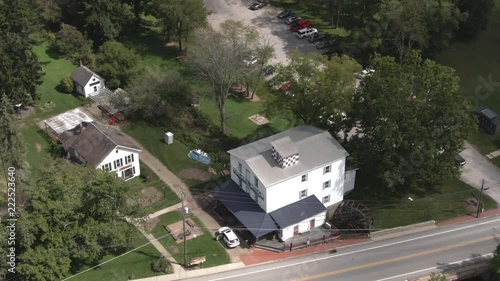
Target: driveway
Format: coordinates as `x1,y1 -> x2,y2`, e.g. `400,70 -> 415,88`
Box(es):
205,0 -> 321,65
460,141 -> 500,204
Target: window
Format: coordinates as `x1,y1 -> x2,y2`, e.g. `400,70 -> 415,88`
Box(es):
125,154 -> 134,164
299,189 -> 307,199
323,165 -> 331,174
301,174 -> 308,182
238,162 -> 242,172
102,163 -> 112,171
114,158 -> 123,169
323,180 -> 331,189
254,176 -> 258,187
322,195 -> 330,203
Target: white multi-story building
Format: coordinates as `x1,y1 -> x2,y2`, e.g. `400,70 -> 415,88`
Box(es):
215,125 -> 356,241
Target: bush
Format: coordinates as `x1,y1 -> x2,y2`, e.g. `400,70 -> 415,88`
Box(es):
152,256 -> 173,274
59,74 -> 74,93
177,131 -> 203,148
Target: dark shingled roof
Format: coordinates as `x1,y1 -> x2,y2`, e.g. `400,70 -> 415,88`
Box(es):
269,195 -> 326,228
213,180 -> 278,238
60,122 -> 140,167
476,105 -> 500,125
70,66 -> 102,87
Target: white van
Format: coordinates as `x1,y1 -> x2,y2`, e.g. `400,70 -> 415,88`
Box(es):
295,28 -> 317,39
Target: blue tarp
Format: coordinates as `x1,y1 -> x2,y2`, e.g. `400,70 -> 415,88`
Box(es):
214,180 -> 277,238
188,149 -> 211,165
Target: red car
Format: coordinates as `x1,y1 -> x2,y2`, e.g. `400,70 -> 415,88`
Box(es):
290,20 -> 312,31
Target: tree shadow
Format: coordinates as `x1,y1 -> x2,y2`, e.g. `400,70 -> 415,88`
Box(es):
45,44 -> 64,60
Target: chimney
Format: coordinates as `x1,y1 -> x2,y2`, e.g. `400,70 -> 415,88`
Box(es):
79,59 -> 83,66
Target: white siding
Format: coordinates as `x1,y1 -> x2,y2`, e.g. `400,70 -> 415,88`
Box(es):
280,210 -> 327,241
265,158 -> 346,212
82,75 -> 105,98
229,155 -> 266,210
97,147 -> 140,181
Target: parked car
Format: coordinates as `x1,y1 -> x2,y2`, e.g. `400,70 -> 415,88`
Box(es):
249,0 -> 268,10
315,41 -> 336,50
290,20 -> 312,32
296,27 -> 317,39
277,9 -> 295,18
456,154 -> 466,165
308,33 -> 325,43
263,65 -> 275,76
284,16 -> 301,24
355,68 -> 375,79
217,227 -> 240,248
243,55 -> 258,65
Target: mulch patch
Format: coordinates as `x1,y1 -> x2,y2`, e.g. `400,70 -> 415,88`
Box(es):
178,168 -> 212,181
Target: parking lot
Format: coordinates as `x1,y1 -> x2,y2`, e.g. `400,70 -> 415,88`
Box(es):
205,0 -> 323,65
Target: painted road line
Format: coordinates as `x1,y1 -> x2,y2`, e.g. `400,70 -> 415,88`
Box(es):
210,217 -> 500,281
293,236 -> 496,281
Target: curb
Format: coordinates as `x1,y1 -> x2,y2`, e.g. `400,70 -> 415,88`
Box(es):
370,220 -> 437,241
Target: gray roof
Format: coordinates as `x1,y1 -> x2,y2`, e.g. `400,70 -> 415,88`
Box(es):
476,105 -> 500,125
228,125 -> 349,187
269,195 -> 326,228
60,122 -> 140,167
70,66 -> 102,87
271,136 -> 298,158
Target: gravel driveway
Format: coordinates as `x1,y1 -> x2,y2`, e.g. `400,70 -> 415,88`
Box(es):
205,0 -> 321,65
460,141 -> 500,204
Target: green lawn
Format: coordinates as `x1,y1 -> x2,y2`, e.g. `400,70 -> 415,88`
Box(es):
347,179 -> 497,230
69,228 -> 166,281
151,212 -> 231,268
438,0 -> 500,155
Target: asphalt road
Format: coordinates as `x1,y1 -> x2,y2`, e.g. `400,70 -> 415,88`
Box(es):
185,216 -> 500,281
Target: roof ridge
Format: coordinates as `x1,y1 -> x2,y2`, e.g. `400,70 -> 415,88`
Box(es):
90,122 -> 117,147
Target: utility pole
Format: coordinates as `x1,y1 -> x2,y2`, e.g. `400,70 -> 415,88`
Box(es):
476,179 -> 486,218
179,187 -> 188,267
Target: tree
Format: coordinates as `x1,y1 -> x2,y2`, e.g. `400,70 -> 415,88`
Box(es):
264,51 -> 360,134
149,0 -> 208,52
17,160 -> 140,280
59,74 -> 74,93
429,272 -> 447,281
0,0 -> 42,104
33,0 -> 62,28
54,24 -> 93,63
454,0 -> 495,41
95,41 -> 141,89
349,51 -> 477,194
491,244 -> 500,278
116,67 -> 190,126
189,23 -> 255,134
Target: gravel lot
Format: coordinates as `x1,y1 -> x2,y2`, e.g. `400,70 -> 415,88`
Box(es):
205,0 -> 321,65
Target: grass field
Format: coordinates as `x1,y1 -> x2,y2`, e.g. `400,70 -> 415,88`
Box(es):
347,179 -> 498,230
438,0 -> 500,155
69,228 -> 165,281
151,211 -> 231,268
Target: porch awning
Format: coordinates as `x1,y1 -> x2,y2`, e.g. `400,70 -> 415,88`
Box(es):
213,180 -> 277,238
270,195 -> 326,228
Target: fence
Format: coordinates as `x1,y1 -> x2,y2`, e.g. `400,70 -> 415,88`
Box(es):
282,234 -> 339,252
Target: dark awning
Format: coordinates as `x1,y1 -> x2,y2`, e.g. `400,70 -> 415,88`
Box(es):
270,195 -> 326,228
213,180 -> 277,238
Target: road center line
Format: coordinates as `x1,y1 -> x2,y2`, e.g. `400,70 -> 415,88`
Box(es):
209,217 -> 500,281
293,236 -> 495,281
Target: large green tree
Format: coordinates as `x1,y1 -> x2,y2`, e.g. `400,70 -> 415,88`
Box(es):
454,0 -> 495,41
17,160 -> 140,281
54,23 -> 93,64
265,51 -> 361,133
149,0 -> 208,52
95,41 -> 141,89
0,0 -> 42,105
349,51 -> 477,194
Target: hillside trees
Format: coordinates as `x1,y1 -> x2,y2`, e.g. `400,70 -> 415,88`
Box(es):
349,51 -> 476,194
54,23 -> 93,63
95,41 -> 141,89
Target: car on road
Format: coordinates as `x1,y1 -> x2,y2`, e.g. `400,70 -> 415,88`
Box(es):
249,0 -> 268,10
308,33 -> 325,43
277,9 -> 295,18
290,20 -> 312,32
217,227 -> 240,248
315,41 -> 336,50
296,27 -> 317,39
456,154 -> 466,165
284,16 -> 301,25
263,65 -> 275,76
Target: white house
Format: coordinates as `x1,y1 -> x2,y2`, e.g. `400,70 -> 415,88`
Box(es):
214,125 -> 356,241
70,62 -> 106,98
59,122 -> 141,180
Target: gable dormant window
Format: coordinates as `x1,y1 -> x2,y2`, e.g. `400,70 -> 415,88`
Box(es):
102,163 -> 112,171
114,158 -> 123,169
301,174 -> 308,182
323,180 -> 331,189
322,195 -> 330,203
238,162 -> 242,172
125,154 -> 134,164
323,165 -> 331,174
299,189 -> 308,199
